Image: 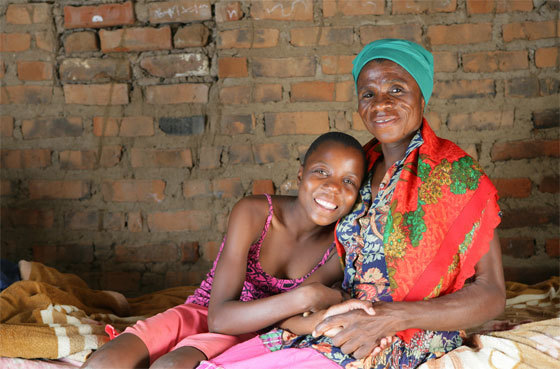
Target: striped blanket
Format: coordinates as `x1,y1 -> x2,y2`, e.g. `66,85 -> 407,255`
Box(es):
0,261 -> 196,362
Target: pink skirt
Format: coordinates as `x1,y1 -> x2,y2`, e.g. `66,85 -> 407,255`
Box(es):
197,335 -> 342,369
121,303 -> 256,364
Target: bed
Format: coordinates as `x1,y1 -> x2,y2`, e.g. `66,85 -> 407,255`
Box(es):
1,261 -> 558,369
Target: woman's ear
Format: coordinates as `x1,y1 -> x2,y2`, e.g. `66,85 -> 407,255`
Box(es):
421,97 -> 425,112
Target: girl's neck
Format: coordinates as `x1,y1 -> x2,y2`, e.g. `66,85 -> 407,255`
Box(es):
282,197 -> 333,242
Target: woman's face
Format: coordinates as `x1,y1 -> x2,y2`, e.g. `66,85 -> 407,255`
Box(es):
357,60 -> 424,146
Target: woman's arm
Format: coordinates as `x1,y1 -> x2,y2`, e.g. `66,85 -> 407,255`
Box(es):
207,198 -> 343,335
313,230 -> 506,358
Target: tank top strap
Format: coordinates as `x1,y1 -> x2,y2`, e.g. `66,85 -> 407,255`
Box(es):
254,194 -> 274,255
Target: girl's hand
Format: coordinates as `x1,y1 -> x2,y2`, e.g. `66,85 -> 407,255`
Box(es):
301,282 -> 344,312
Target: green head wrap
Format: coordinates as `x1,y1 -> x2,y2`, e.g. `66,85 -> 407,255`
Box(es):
352,39 -> 434,106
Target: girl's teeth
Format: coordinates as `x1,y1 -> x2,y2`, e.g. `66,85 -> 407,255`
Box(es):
316,198 -> 336,209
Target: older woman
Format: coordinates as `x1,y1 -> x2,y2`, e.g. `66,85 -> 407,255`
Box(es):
197,39 -> 506,369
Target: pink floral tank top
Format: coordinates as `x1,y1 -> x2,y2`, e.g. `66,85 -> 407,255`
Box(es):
186,194 -> 335,307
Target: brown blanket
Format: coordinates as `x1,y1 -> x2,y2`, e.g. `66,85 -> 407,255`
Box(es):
0,261 -> 196,361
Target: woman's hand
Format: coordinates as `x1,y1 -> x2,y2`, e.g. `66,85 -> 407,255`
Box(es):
312,300 -> 402,359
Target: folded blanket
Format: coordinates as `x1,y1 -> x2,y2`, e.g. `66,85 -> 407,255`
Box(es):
0,261 -> 196,362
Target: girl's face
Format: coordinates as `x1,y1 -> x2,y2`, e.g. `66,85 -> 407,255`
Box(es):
357,59 -> 424,147
297,142 -> 365,226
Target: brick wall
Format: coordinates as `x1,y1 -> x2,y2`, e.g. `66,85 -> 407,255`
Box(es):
1,0 -> 558,295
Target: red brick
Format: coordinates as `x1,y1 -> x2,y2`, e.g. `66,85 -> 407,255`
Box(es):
220,114 -> 255,134
458,143 -> 478,160
22,117 -> 82,139
0,60 -> 4,79
251,0 -> 313,20
218,57 -> 248,78
2,208 -> 54,228
93,116 -> 155,137
505,77 -> 539,98
503,20 -> 558,42
539,176 -> 559,193
220,85 -> 251,105
64,1 -> 134,29
323,0 -> 384,16
500,237 -> 535,258
255,84 -> 282,103
60,148 -> 122,170
35,31 -> 55,52
321,55 -> 354,75
539,77 -> 559,96
448,110 -> 514,131
33,245 -> 94,265
174,24 -> 210,48
6,3 -> 51,24
0,86 -> 52,104
427,23 -> 493,45
0,116 -> 14,137
199,146 -> 222,169
140,54 -> 208,78
212,178 -> 244,199
433,79 -> 495,99
463,51 -> 528,72
433,51 -> 458,72
102,180 -> 165,203
533,109 -> 559,129
253,179 -> 274,195
352,112 -> 367,131
290,27 -> 353,46
335,80 -> 354,102
148,0 -> 211,23
64,84 -> 128,105
64,32 -> 98,54
29,180 -> 90,200
219,29 -> 279,49
467,0 -> 533,14
0,181 -> 12,196
100,27 -> 172,53
500,207 -> 558,228
0,33 -> 31,52
180,242 -> 200,263
333,111 -> 350,131
545,239 -> 560,257
131,148 -> 193,168
64,211 -> 121,231
392,0 -> 456,14
424,112 -> 442,131
265,111 -> 329,136
492,178 -> 532,198
491,140 -> 560,161
183,179 -> 211,198
127,212 -> 143,232
253,57 -> 315,78
1,149 -> 51,169
16,61 -> 52,81
147,210 -> 211,232
115,244 -> 177,263
291,81 -> 335,102
102,271 -> 140,294
228,145 -> 254,165
60,58 -> 131,82
535,47 -> 559,68
216,1 -> 243,22
145,84 -> 208,104
360,24 -> 422,44
253,143 -> 290,164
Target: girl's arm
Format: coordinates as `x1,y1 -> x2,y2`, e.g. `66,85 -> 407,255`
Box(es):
207,197 -> 343,335
312,231 -> 506,359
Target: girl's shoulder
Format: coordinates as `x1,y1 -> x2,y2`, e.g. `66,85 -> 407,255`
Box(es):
230,194 -> 274,225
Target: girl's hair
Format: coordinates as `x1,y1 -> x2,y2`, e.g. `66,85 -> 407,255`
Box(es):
303,132 -> 366,174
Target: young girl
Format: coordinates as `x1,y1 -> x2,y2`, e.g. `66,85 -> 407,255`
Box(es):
82,132 -> 366,369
